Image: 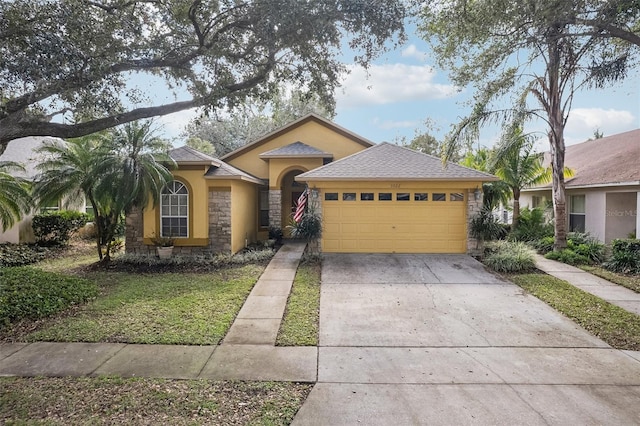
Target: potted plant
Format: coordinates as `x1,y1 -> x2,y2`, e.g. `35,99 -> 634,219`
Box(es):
150,233 -> 175,259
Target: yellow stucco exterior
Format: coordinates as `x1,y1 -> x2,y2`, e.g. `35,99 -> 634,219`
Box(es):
224,118 -> 371,179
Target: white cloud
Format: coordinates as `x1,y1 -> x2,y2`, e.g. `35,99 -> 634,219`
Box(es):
401,44 -> 428,62
371,118 -> 420,130
565,108 -> 636,144
336,64 -> 459,108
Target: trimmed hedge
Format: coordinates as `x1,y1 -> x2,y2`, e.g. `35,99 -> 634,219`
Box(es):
484,241 -> 536,273
0,267 -> 98,328
32,211 -> 90,246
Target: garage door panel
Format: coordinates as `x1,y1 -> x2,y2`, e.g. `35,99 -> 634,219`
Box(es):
322,190 -> 468,254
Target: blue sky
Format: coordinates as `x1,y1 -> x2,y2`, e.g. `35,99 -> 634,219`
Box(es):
156,25 -> 640,152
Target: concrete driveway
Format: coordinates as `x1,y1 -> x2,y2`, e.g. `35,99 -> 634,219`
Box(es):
293,254 -> 640,425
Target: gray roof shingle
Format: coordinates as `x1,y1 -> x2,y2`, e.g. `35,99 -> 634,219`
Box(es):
296,142 -> 498,181
204,162 -> 265,184
538,129 -> 640,188
169,145 -> 218,164
259,141 -> 332,158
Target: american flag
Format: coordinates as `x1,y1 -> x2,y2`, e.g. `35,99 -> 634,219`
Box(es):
293,188 -> 308,223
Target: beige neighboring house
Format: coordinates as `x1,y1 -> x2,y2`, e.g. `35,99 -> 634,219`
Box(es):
521,129 -> 640,243
0,136 -> 83,244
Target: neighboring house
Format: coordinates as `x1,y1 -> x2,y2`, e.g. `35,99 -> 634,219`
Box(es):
125,114 -> 498,255
0,137 -> 51,243
0,136 -> 90,244
521,129 -> 640,243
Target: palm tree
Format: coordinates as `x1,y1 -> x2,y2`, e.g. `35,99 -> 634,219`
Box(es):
460,149 -> 510,211
34,121 -> 175,262
0,161 -> 32,232
490,128 -> 573,228
33,136 -> 108,258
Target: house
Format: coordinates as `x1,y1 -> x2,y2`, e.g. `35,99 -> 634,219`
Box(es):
0,137 -> 64,243
125,114 -> 498,255
521,129 -> 640,243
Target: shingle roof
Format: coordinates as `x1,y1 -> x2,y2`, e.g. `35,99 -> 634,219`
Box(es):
259,141 -> 333,159
531,129 -> 640,189
204,162 -> 265,184
169,146 -> 217,164
562,129 -> 640,186
296,142 -> 499,181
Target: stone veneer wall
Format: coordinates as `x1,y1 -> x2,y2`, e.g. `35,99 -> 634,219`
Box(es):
466,188 -> 483,256
268,189 -> 282,229
209,189 -> 232,253
125,206 -> 146,255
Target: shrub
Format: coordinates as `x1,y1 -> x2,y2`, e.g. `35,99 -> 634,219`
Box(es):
0,267 -> 98,328
605,239 -> 640,274
288,212 -> 322,242
268,226 -> 284,244
530,236 -> 555,254
544,249 -> 590,266
484,241 -> 536,273
469,208 -> 507,242
509,207 -> 554,242
0,244 -> 50,267
32,211 -> 91,246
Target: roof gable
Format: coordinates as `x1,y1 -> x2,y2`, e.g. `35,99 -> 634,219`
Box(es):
221,113 -> 374,161
296,142 -> 498,181
169,145 -> 218,165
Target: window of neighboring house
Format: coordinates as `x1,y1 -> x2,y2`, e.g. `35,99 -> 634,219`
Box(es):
259,190 -> 269,228
41,199 -> 60,212
569,194 -> 586,232
84,203 -> 95,220
160,181 -> 188,238
532,195 -> 542,209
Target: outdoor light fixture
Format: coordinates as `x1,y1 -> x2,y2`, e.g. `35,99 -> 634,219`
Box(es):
474,187 -> 482,201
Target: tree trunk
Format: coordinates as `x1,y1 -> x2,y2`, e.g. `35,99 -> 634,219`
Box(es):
512,188 -> 521,229
546,35 -> 568,251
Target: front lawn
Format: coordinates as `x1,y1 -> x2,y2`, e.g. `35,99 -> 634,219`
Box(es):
0,377 -> 312,425
5,265 -> 263,345
510,273 -> 640,350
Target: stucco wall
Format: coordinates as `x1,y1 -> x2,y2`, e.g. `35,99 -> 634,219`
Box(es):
605,192 -> 638,242
230,181 -> 258,253
225,120 -> 369,179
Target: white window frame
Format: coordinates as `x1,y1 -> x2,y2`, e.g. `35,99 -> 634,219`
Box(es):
160,181 -> 189,238
569,194 -> 586,232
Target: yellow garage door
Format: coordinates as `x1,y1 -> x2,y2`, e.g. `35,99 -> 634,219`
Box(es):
322,190 -> 467,253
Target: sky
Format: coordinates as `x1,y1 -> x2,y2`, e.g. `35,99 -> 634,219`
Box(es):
155,23 -> 640,153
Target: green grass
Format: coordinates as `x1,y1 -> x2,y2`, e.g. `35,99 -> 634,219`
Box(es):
579,265 -> 640,293
0,377 -> 312,425
26,265 -> 263,345
276,263 -> 321,346
510,273 -> 640,350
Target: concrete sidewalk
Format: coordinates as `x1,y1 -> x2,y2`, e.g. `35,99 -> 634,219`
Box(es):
0,241 -> 318,382
535,254 -> 640,315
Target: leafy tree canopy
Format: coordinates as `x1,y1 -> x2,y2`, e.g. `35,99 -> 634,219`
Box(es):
183,88 -> 335,156
0,0 -> 407,153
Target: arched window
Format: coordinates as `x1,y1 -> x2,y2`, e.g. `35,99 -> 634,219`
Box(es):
161,181 -> 188,238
